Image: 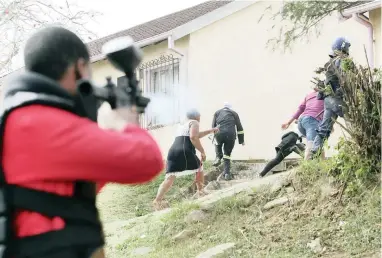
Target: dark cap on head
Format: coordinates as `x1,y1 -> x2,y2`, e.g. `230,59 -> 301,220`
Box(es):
24,26 -> 90,80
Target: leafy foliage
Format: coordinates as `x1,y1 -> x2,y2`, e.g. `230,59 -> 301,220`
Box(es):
330,61 -> 380,193
261,1 -> 366,50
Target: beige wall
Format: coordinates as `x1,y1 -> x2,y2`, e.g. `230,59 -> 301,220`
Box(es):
187,1 -> 368,160
370,8 -> 381,68
92,1 -> 369,160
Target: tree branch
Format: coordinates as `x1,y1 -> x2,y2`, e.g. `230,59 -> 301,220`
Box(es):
0,0 -> 100,73
261,1 -> 366,51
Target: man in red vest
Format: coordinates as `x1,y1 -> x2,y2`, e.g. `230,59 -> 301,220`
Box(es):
1,26 -> 163,258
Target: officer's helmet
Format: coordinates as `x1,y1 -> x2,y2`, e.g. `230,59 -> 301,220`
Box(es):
331,37 -> 351,56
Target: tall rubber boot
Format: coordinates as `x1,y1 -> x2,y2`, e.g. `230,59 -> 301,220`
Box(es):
223,158 -> 233,181
213,145 -> 223,167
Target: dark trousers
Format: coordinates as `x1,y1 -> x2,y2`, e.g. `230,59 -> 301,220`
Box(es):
311,95 -> 343,155
22,247 -> 101,258
215,132 -> 236,175
260,144 -> 304,177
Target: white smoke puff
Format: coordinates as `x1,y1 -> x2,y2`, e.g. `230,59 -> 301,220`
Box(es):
144,83 -> 200,125
145,93 -> 177,125
97,102 -> 126,130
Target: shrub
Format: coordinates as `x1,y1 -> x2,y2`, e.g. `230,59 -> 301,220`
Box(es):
330,60 -> 381,193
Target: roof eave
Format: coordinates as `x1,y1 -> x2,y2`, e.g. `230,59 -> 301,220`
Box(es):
91,0 -> 259,63
342,0 -> 381,16
91,31 -> 173,63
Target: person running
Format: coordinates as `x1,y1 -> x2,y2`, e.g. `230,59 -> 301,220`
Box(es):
310,37 -> 351,158
153,109 -> 218,210
281,87 -> 324,159
212,102 -> 244,181
259,131 -> 305,177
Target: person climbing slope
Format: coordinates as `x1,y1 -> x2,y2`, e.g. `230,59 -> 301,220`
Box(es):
212,102 -> 244,181
281,87 -> 324,160
153,109 -> 219,210
310,37 -> 352,158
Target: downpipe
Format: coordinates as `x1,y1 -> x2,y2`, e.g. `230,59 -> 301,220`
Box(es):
167,35 -> 184,57
353,13 -> 374,69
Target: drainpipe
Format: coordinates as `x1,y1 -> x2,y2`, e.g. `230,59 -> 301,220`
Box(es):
167,35 -> 184,57
280,0 -> 285,15
353,13 -> 374,69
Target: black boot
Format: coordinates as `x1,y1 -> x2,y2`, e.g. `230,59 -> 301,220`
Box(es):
213,157 -> 221,167
224,173 -> 234,181
223,159 -> 233,181
214,144 -> 223,167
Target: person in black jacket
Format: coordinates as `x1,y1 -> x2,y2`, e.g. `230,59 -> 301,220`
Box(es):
259,131 -> 305,177
212,102 -> 244,180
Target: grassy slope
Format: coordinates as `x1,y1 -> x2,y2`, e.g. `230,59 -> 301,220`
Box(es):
97,162 -> 213,221
98,161 -> 381,258
113,184 -> 380,258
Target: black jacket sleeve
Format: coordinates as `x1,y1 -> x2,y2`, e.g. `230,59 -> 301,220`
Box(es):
212,111 -> 218,128
233,111 -> 244,144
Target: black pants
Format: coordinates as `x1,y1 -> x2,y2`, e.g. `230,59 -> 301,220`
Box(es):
22,247 -> 100,258
260,144 -> 304,177
215,132 -> 236,175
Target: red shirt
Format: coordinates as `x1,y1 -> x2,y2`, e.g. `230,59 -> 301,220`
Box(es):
3,105 -> 164,238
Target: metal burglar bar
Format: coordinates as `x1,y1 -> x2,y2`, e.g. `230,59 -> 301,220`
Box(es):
116,54 -> 180,128
138,54 -> 180,128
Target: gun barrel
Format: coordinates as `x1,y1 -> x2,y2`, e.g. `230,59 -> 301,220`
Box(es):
92,86 -> 112,102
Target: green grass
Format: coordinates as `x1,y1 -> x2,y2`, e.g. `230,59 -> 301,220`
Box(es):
97,162 -> 213,221
99,159 -> 380,258
104,176 -> 380,258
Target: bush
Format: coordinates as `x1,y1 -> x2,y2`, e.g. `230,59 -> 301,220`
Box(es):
329,60 -> 381,193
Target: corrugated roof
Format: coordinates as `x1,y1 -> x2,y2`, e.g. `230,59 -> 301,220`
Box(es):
0,1 -> 232,87
86,1 -> 232,57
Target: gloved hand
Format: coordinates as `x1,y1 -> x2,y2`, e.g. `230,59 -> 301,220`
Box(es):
314,67 -> 325,74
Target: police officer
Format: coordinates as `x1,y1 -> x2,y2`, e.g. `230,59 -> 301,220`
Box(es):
212,102 -> 244,180
310,37 -> 352,158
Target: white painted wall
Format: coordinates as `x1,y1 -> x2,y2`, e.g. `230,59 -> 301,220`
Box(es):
92,1 -> 370,161
186,1 -> 368,160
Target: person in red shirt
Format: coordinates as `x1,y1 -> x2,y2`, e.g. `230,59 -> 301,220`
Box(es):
1,27 -> 163,258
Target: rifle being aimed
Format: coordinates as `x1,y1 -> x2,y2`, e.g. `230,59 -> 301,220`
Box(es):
77,36 -> 150,122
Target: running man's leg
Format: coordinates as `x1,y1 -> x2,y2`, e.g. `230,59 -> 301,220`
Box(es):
291,143 -> 305,157
260,149 -> 292,177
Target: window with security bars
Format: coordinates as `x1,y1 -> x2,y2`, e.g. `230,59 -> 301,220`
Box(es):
117,54 -> 180,128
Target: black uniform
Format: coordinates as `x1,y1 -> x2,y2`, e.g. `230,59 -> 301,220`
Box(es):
212,107 -> 244,179
0,72 -> 104,258
311,56 -> 347,157
259,132 -> 305,177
